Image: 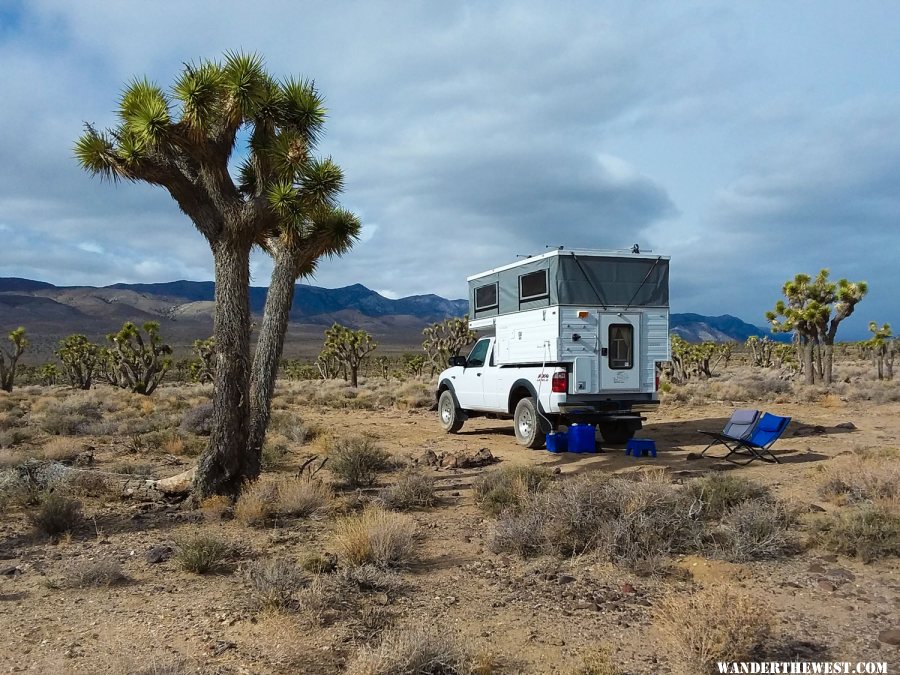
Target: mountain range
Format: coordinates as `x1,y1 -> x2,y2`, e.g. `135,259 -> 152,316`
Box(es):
0,277 -> 776,359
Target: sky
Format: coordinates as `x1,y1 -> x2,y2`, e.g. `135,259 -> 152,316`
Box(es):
0,1 -> 898,338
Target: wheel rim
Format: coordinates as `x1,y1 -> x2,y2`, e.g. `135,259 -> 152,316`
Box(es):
518,408 -> 534,438
440,397 -> 453,425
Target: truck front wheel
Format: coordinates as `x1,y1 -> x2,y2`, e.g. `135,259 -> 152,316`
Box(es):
514,397 -> 546,449
438,390 -> 464,433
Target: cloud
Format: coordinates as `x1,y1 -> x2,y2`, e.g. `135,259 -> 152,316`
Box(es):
0,1 -> 898,338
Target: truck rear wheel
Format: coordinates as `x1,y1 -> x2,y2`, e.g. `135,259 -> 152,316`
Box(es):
438,390 -> 464,433
514,397 -> 546,449
598,420 -> 637,445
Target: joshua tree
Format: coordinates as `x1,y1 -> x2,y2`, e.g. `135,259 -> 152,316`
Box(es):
402,353 -> 425,377
868,322 -> 895,381
422,316 -> 476,376
766,270 -> 866,385
75,52 -> 357,497
323,324 -> 377,388
104,321 -> 173,395
57,335 -> 101,390
0,327 -> 27,392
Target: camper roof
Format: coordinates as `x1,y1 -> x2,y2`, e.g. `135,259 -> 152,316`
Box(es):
466,248 -> 670,282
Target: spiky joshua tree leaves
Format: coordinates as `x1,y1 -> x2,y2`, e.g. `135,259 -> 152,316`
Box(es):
75,52 -> 359,497
0,328 -> 28,392
103,321 -> 173,395
422,317 -> 476,376
57,335 -> 101,390
766,270 -> 867,385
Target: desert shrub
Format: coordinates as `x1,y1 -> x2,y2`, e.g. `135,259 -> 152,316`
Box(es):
179,402 -> 213,436
0,448 -> 24,469
110,462 -> 156,476
492,473 -> 698,571
38,399 -> 103,435
336,563 -> 403,593
276,478 -> 332,518
30,493 -> 82,537
245,558 -> 306,612
345,627 -> 476,675
328,435 -> 392,488
61,471 -> 117,500
812,504 -> 900,562
175,533 -> 232,574
0,427 -> 32,448
709,499 -> 796,561
234,480 -> 278,527
654,585 -> 774,675
262,438 -> 290,470
569,647 -> 620,675
819,448 -> 900,505
269,412 -> 319,444
473,465 -> 554,516
300,551 -> 338,574
684,473 -> 772,520
199,494 -> 232,521
334,507 -> 417,568
380,471 -> 437,510
40,438 -> 82,463
66,559 -> 127,588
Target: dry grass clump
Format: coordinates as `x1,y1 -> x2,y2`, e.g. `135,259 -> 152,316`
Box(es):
29,493 -> 82,537
819,447 -> 900,505
328,435 -> 392,488
569,647 -> 620,675
345,627 -> 479,675
394,380 -> 435,410
234,480 -> 279,526
0,448 -> 25,469
276,478 -> 332,517
334,507 -> 417,568
175,533 -> 232,574
710,499 -> 797,561
269,412 -> 320,444
380,471 -> 437,510
654,585 -> 774,675
261,437 -> 290,470
472,465 -> 554,516
40,437 -> 82,462
0,427 -> 32,449
245,558 -> 306,612
199,494 -> 232,521
812,504 -> 900,562
65,559 -> 127,588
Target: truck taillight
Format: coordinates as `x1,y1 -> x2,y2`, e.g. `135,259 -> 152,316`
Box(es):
552,371 -> 568,393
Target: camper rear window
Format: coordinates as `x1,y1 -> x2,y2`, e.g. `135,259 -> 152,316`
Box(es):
519,270 -> 548,301
474,282 -> 498,310
608,324 -> 634,369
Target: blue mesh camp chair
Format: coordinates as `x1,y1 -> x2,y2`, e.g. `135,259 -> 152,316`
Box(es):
699,409 -> 760,459
726,412 -> 791,465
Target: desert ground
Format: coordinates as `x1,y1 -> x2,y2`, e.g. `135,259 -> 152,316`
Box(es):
0,358 -> 899,674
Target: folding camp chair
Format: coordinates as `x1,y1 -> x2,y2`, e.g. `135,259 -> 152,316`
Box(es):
725,412 -> 791,465
698,409 -> 760,459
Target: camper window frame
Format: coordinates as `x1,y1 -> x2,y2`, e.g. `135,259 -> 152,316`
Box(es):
474,282 -> 499,311
608,323 -> 634,370
518,269 -> 549,302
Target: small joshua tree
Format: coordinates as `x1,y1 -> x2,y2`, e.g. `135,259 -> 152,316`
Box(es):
0,327 -> 28,392
374,355 -> 391,379
39,363 -> 60,386
56,335 -> 101,390
105,321 -> 173,395
868,322 -> 895,381
422,316 -> 476,376
746,336 -> 775,368
401,352 -> 425,378
189,337 -> 216,384
323,323 -> 377,388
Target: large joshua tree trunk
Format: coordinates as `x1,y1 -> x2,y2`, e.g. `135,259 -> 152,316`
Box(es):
194,241 -> 253,498
247,245 -> 301,469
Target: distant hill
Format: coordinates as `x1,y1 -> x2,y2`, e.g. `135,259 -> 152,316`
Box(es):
0,276 -> 780,360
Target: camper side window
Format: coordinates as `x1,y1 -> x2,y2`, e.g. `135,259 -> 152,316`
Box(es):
608,324 -> 633,369
474,283 -> 498,310
519,270 -> 548,301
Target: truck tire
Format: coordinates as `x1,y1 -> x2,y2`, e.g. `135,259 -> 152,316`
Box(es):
514,397 -> 546,449
438,390 -> 464,433
598,420 -> 636,445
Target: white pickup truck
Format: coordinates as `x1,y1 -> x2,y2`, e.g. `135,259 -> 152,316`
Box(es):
436,335 -> 657,448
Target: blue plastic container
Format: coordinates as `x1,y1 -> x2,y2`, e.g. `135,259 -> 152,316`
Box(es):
568,423 -> 596,453
546,431 -> 568,453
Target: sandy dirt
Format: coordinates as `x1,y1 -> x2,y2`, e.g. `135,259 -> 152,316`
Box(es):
1,388 -> 899,674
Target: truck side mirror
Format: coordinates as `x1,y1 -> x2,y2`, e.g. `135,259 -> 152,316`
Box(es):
448,355 -> 467,367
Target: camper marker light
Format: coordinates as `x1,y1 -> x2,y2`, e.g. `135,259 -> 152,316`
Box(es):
577,311 -> 589,319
